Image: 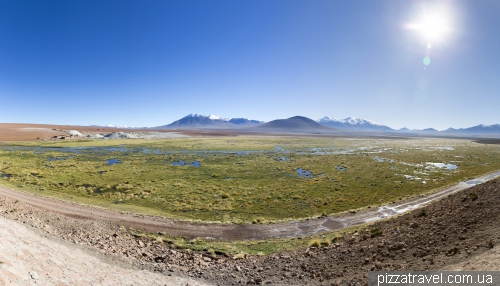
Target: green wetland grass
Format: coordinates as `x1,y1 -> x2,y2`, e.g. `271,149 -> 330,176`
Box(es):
128,224 -> 349,256
1,137 -> 499,225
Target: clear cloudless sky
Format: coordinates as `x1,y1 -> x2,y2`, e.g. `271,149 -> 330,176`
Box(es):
1,0 -> 499,130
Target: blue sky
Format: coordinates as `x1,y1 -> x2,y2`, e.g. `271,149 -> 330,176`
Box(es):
1,0 -> 499,130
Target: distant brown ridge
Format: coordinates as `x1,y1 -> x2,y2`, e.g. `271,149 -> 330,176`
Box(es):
253,116 -> 335,133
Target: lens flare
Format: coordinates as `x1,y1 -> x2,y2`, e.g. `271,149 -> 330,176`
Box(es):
423,56 -> 431,66
406,4 -> 454,45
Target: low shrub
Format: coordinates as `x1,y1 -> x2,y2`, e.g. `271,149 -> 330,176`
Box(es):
308,238 -> 321,248
320,239 -> 331,247
417,209 -> 427,217
469,192 -> 478,201
370,228 -> 383,238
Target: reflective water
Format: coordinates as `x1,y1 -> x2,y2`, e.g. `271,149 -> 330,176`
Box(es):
426,162 -> 457,170
106,159 -> 122,166
275,146 -> 286,152
296,168 -> 315,178
0,145 -> 363,159
373,156 -> 394,163
47,156 -> 68,162
171,160 -> 201,167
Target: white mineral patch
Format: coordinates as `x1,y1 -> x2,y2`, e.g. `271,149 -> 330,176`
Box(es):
66,130 -> 83,136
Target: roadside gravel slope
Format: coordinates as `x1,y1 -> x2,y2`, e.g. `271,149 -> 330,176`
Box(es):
0,216 -> 208,286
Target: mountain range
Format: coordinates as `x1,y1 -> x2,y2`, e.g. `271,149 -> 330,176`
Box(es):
153,114 -> 500,136
444,124 -> 500,134
317,116 -> 393,131
157,114 -> 264,129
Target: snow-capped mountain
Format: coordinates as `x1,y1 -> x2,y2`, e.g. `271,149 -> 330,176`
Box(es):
206,115 -> 228,121
106,124 -> 129,128
158,114 -> 264,129
317,116 -> 393,131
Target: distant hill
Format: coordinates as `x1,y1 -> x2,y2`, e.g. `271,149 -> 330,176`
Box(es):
443,124 -> 500,134
254,116 -> 333,133
157,114 -> 264,129
152,114 -> 500,137
317,116 -> 393,131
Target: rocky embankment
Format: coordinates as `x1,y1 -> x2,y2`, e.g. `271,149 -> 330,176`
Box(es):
1,179 -> 500,285
0,215 -> 206,285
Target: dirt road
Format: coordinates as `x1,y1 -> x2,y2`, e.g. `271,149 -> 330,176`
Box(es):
0,170 -> 499,240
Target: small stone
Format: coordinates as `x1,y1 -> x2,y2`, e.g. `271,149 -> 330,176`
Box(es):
29,271 -> 40,280
409,222 -> 419,228
203,256 -> 212,262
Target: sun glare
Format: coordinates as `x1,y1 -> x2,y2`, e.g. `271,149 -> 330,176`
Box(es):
406,6 -> 453,45
417,15 -> 448,41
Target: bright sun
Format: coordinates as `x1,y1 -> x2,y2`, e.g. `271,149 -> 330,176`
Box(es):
407,7 -> 453,44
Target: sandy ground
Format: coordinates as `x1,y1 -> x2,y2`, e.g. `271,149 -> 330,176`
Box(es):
443,246 -> 500,271
0,123 -> 191,141
0,216 -> 209,286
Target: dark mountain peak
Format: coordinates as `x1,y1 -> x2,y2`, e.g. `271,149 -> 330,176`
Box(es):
255,116 -> 332,133
156,114 -> 264,129
422,128 -> 438,132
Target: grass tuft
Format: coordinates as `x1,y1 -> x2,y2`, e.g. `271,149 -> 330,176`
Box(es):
370,228 -> 383,238
469,192 -> 478,201
308,239 -> 321,248
416,209 -> 427,217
